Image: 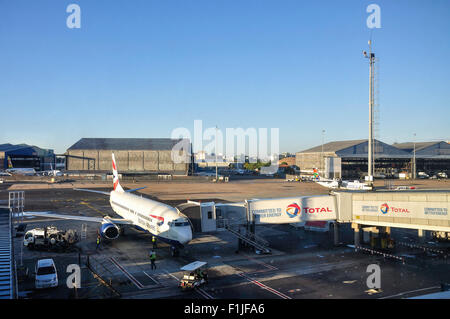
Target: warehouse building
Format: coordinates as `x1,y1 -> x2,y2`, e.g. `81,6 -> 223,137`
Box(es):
296,139 -> 412,179
0,144 -> 55,171
66,138 -> 191,175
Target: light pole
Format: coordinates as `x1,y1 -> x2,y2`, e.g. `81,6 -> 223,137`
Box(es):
321,129 -> 325,178
413,133 -> 416,179
215,126 -> 218,182
363,40 -> 375,186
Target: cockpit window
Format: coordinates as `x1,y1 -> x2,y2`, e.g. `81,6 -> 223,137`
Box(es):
174,222 -> 190,227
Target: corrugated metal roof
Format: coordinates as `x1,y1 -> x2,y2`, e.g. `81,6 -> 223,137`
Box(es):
298,139 -> 367,153
393,141 -> 448,152
0,144 -> 32,152
67,138 -> 190,151
0,144 -> 53,157
297,139 -> 413,158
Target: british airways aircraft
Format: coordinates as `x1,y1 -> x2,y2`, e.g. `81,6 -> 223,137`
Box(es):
25,154 -> 193,256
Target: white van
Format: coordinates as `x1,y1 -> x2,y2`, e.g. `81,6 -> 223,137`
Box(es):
35,258 -> 58,289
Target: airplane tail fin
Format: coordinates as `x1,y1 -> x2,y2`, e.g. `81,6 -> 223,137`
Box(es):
112,153 -> 124,192
7,156 -> 13,169
313,168 -> 320,180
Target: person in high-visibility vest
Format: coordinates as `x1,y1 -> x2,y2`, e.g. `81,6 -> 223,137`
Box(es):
96,236 -> 100,250
152,236 -> 157,249
150,250 -> 156,270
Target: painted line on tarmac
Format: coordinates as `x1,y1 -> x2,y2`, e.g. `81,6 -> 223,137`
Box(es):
80,202 -> 108,217
163,269 -> 180,281
242,253 -> 278,271
162,269 -> 213,299
238,272 -> 292,299
143,271 -> 160,285
378,286 -> 441,299
110,257 -> 145,290
196,287 -> 214,299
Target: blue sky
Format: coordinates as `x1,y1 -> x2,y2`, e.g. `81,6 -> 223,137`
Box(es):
0,0 -> 449,154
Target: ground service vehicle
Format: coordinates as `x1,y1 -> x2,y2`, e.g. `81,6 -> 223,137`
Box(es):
179,261 -> 208,291
24,226 -> 79,250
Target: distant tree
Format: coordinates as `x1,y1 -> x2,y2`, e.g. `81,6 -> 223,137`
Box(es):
244,160 -> 271,171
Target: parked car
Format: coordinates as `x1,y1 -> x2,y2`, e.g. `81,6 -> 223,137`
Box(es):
437,172 -> 448,179
417,172 -> 429,179
35,258 -> 58,289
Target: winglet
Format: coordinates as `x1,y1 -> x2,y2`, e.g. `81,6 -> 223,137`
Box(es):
112,153 -> 124,192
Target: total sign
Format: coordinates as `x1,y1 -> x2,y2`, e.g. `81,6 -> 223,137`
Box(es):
354,201 -> 449,220
248,196 -> 337,224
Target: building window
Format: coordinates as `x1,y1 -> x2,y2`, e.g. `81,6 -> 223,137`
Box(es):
207,211 -> 212,219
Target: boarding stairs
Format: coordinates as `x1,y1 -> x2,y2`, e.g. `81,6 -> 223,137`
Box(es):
224,219 -> 271,254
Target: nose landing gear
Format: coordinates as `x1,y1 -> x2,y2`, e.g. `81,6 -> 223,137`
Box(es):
170,245 -> 179,257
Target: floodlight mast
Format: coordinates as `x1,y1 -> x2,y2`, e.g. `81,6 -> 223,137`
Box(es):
363,40 -> 375,186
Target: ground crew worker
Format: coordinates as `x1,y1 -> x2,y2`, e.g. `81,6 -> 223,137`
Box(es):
152,236 -> 157,249
96,236 -> 101,250
150,250 -> 156,270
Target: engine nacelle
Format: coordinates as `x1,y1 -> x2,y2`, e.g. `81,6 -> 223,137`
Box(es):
100,222 -> 120,240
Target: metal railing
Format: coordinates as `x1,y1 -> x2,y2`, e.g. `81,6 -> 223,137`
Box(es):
223,219 -> 271,254
85,255 -> 121,298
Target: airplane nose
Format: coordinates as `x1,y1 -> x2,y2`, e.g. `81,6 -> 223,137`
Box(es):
179,228 -> 192,244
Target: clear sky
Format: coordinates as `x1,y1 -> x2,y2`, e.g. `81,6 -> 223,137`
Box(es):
0,0 -> 449,154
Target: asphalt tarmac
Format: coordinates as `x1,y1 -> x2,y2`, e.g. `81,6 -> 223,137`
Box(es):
1,180 -> 449,299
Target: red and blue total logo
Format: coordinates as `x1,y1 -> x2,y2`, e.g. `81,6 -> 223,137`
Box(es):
380,203 -> 389,214
286,203 -> 301,218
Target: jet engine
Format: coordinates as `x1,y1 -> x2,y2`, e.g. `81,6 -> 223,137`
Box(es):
100,222 -> 120,240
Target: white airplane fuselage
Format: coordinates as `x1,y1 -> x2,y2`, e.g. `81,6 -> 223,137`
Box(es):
6,168 -> 36,175
109,190 -> 192,248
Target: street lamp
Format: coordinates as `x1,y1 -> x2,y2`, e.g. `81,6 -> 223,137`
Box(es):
413,133 -> 416,179
321,130 -> 325,177
215,126 -> 218,182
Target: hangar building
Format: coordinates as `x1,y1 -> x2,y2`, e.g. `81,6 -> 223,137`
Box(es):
393,141 -> 450,174
296,139 -> 450,179
66,138 -> 191,175
0,144 -> 55,171
296,139 -> 412,179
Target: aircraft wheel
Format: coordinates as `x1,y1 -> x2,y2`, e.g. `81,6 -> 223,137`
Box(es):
170,246 -> 179,257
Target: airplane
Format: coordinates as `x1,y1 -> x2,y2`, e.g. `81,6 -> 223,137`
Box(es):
23,153 -> 193,257
313,170 -> 372,190
5,157 -> 36,176
316,178 -> 340,189
38,163 -> 62,176
0,171 -> 12,176
340,180 -> 372,190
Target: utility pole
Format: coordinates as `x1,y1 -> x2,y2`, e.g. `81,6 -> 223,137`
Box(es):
363,41 -> 375,186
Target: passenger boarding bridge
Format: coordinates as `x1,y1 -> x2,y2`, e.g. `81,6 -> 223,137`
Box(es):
180,190 -> 450,253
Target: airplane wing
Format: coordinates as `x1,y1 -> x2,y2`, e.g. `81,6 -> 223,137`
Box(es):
22,211 -> 134,225
23,211 -> 105,223
125,186 -> 147,193
73,188 -> 110,195
106,217 -> 134,225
